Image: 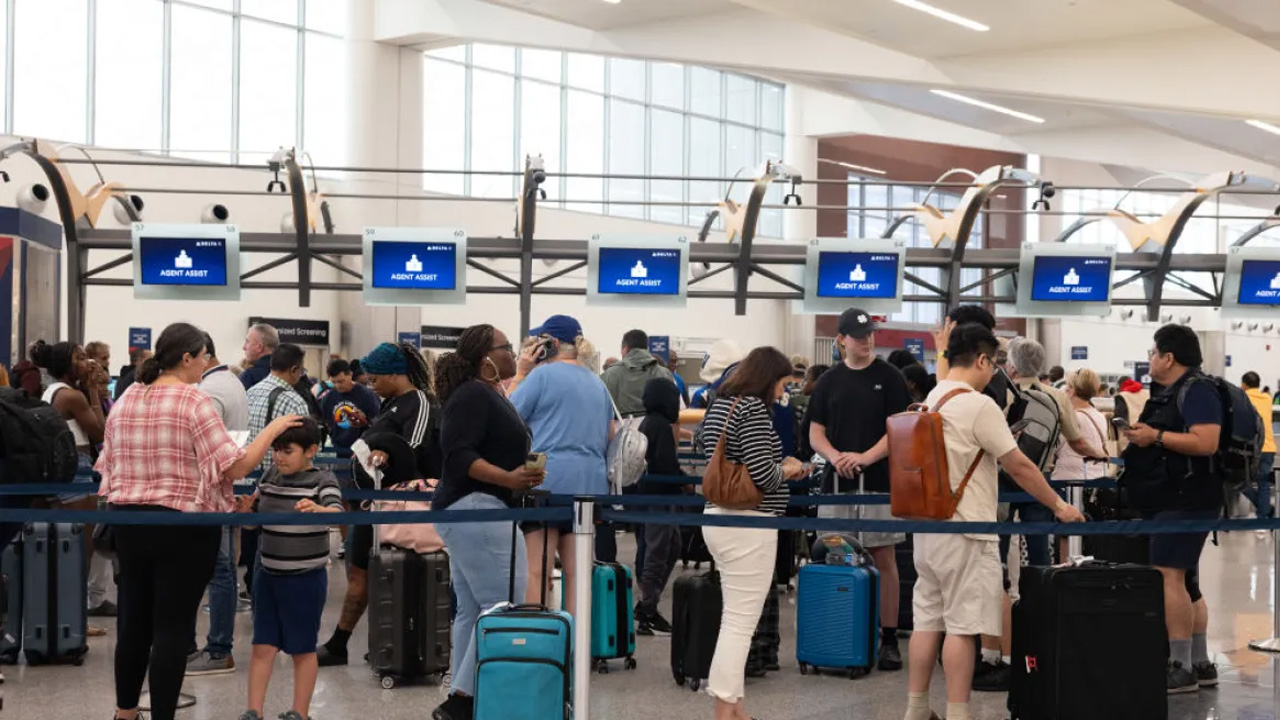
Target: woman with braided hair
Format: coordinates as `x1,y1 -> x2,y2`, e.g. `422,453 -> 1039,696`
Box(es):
430,325 -> 546,720
316,341 -> 445,666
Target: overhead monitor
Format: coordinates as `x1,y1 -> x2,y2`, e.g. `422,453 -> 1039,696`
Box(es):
1012,242 -> 1115,317
802,238 -> 906,314
132,223 -> 241,301
1222,246 -> 1280,317
362,227 -> 467,306
587,234 -> 689,308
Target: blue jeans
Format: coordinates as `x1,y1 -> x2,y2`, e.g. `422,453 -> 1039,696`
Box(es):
998,501 -> 1055,567
204,527 -> 238,656
435,493 -> 527,697
1245,452 -> 1275,519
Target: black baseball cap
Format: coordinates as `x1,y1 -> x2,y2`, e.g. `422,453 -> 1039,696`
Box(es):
837,308 -> 877,339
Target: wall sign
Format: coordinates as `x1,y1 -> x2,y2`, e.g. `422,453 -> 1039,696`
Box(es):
648,335 -> 671,364
132,223 -> 241,302
586,234 -> 690,309
398,331 -> 422,348
248,317 -> 330,347
904,338 -> 925,363
128,327 -> 152,352
420,325 -> 466,349
1134,361 -> 1150,385
362,227 -> 468,306
1070,346 -> 1088,360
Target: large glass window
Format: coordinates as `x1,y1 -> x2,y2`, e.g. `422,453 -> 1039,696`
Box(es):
169,4 -> 233,160
95,0 -> 163,150
14,0 -> 89,142
238,19 -> 298,164
304,33 -> 347,166
420,45 -> 784,234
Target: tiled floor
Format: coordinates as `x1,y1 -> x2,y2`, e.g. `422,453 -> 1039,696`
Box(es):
3,531 -> 1277,720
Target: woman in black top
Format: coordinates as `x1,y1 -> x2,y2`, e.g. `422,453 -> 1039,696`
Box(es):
430,325 -> 546,720
696,347 -> 806,720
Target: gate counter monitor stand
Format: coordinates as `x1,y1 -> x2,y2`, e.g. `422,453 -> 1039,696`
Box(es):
132,223 -> 241,301
1222,246 -> 1280,317
587,235 -> 689,308
1010,242 -> 1115,318
802,238 -> 906,314
362,227 -> 468,306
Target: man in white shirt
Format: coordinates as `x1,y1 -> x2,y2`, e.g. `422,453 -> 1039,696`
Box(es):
904,323 -> 1083,720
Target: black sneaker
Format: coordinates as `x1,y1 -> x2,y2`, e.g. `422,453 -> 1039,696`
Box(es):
972,660 -> 1011,692
1167,661 -> 1199,695
88,600 -> 117,617
646,611 -> 673,636
877,643 -> 903,671
1193,661 -> 1219,688
432,693 -> 474,720
316,644 -> 348,667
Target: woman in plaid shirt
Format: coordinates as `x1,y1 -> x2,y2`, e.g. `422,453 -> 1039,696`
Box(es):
96,323 -> 301,720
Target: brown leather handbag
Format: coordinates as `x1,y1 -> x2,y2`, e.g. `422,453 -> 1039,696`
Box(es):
887,388 -> 984,520
702,398 -> 765,510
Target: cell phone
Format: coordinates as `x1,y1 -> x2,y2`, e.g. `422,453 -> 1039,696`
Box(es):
534,337 -> 556,364
1111,417 -> 1131,431
525,452 -> 547,471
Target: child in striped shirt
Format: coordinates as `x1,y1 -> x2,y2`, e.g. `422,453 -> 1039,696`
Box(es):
241,417 -> 342,720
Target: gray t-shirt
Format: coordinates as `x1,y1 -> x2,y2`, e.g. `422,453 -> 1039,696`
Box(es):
254,467 -> 343,574
199,365 -> 250,432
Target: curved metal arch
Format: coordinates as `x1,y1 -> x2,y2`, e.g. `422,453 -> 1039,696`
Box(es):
284,151 -> 312,308
1231,217 -> 1280,247
734,172 -> 773,316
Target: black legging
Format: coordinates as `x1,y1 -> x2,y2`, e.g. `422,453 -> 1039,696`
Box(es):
112,506 -> 219,720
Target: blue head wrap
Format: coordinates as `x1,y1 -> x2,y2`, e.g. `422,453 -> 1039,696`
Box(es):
362,342 -> 408,376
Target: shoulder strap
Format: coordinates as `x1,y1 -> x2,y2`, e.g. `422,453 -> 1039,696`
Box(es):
931,387 -> 972,413
267,385 -> 288,419
711,397 -> 744,458
952,449 -> 986,505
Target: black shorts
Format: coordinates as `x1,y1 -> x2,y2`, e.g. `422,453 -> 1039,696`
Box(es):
1146,509 -> 1218,571
346,523 -> 373,571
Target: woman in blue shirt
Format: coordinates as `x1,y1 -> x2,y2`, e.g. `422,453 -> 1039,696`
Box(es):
509,315 -> 613,614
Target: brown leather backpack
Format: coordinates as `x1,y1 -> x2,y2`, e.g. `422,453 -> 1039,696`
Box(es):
887,388 -> 984,520
703,398 -> 765,510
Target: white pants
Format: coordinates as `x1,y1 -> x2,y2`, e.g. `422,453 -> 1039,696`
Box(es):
87,550 -> 116,608
702,507 -> 777,703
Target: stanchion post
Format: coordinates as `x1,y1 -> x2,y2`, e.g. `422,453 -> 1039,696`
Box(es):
572,498 -> 595,720
1067,486 -> 1084,559
1247,526 -> 1280,653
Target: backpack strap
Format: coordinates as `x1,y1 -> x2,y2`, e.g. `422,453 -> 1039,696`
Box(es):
926,387 -> 984,507
930,387 -> 972,413
266,385 -> 289,419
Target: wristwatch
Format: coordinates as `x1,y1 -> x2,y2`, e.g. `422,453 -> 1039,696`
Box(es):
940,350 -> 950,359
1155,429 -> 1165,448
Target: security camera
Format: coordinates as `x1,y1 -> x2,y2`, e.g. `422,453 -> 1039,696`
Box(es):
16,183 -> 49,214
111,194 -> 144,225
1266,323 -> 1276,333
1178,314 -> 1192,325
1249,322 -> 1260,331
0,170 -> 10,183
691,263 -> 710,280
1039,181 -> 1057,200
1231,321 -> 1244,330
201,204 -> 230,224
1160,313 -> 1173,323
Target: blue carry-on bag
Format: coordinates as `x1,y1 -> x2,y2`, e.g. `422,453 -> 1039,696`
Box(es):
473,507 -> 573,720
588,561 -> 636,673
795,541 -> 880,678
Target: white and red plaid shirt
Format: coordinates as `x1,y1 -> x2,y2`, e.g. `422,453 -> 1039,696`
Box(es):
96,383 -> 246,513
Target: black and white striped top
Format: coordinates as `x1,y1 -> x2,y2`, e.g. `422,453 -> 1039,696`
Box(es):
696,396 -> 788,516
254,467 -> 344,574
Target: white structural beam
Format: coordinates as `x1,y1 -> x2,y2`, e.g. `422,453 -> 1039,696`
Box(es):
1007,125 -> 1280,178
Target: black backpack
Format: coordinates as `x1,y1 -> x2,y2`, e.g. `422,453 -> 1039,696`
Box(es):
1177,373 -> 1263,497
267,386 -> 329,448
0,387 -> 79,485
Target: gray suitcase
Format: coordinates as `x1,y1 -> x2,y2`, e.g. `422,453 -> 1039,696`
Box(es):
367,547 -> 451,688
0,538 -> 20,662
21,523 -> 88,665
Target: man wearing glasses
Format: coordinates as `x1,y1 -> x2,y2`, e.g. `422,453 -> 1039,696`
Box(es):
1121,324 -> 1223,695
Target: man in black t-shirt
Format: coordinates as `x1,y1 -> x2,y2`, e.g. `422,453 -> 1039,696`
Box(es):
808,308 -> 912,671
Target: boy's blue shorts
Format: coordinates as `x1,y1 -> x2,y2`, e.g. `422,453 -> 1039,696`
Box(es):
252,566 -> 328,655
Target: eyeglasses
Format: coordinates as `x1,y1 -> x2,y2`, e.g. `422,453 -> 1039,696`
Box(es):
491,343 -> 514,354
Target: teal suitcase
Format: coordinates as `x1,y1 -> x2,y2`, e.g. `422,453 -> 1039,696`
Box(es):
589,561 -> 636,673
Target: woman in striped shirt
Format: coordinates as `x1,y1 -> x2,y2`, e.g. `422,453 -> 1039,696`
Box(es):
696,347 -> 807,720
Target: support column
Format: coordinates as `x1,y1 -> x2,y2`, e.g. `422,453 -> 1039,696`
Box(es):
783,87 -> 818,358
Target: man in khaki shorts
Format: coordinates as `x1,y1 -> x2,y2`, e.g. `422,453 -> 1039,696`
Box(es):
808,309 -> 914,670
904,323 -> 1084,720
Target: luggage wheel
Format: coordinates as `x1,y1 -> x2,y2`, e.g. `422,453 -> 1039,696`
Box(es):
380,675 -> 396,689
673,672 -> 686,687
798,662 -> 810,676
689,678 -> 701,692
624,656 -> 637,670
595,659 -> 609,675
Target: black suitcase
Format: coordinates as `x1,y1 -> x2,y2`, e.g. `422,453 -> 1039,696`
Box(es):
22,523 -> 87,666
367,546 -> 451,689
679,508 -> 713,568
671,571 -> 721,691
895,534 -> 916,630
1009,563 -> 1166,720
774,529 -> 797,590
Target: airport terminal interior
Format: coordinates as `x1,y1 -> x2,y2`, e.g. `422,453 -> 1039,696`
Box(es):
1,0 -> 1279,718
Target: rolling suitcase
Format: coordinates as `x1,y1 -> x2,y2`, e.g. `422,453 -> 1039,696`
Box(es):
1008,562 -> 1166,720
679,506 -> 712,568
0,538 -> 20,662
21,523 -> 87,665
367,546 -> 451,689
670,570 -> 721,691
795,558 -> 880,677
588,561 -> 636,673
473,515 -> 572,720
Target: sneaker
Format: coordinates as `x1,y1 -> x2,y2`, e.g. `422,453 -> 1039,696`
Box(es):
744,661 -> 768,678
88,600 -> 117,617
646,612 -> 673,636
88,624 -> 107,637
1167,661 -> 1199,694
877,643 -> 903,671
238,712 -> 263,720
316,644 -> 348,667
432,693 -> 474,720
278,712 -> 310,720
185,651 -> 235,676
972,660 -> 1011,692
635,620 -> 655,637
1193,660 -> 1219,688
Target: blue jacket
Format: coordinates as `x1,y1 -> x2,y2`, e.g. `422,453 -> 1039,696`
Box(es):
240,355 -> 272,390
692,362 -> 796,458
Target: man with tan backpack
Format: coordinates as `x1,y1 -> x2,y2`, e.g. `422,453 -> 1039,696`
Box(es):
896,323 -> 1083,720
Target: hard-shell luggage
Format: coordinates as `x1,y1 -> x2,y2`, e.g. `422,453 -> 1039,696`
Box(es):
796,560 -> 880,677
21,523 -> 87,665
670,570 -> 721,691
367,546 -> 451,689
473,514 -> 572,720
1008,562 -> 1166,720
0,538 -> 21,662
679,506 -> 712,568
588,561 -> 636,673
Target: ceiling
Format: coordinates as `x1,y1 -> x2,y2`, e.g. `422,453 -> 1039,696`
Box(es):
481,0 -> 735,30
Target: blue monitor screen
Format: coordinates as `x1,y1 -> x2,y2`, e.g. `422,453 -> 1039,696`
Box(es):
816,251 -> 899,299
1030,255 -> 1112,302
1237,259 -> 1280,306
597,247 -> 682,296
139,237 -> 228,286
370,241 -> 457,290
